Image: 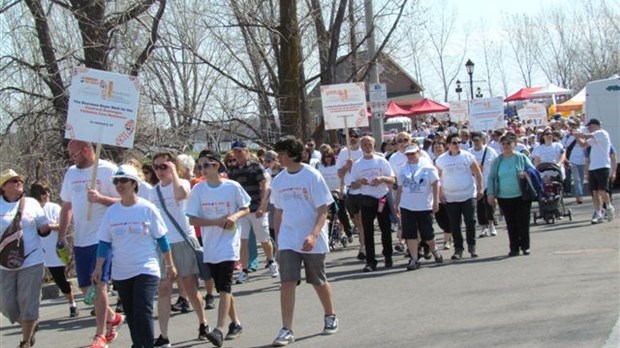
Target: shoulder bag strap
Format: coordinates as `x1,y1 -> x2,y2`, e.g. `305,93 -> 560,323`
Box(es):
155,186 -> 196,249
480,147 -> 488,166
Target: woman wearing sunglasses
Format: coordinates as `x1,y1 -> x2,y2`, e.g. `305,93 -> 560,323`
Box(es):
92,165 -> 175,348
486,133 -> 536,256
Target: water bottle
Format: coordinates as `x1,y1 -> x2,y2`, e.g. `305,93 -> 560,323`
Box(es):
56,241 -> 70,265
84,285 -> 96,306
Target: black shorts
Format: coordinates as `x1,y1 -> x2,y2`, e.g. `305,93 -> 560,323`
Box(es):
206,261 -> 235,294
400,208 -> 435,241
345,193 -> 362,216
589,168 -> 610,191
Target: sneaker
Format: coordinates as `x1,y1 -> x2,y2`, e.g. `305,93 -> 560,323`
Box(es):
347,236 -> 354,244
478,228 -> 488,238
225,322 -> 243,340
356,251 -> 366,261
69,305 -> 79,318
490,225 -> 497,236
105,313 -> 124,342
204,294 -> 215,310
442,243 -> 451,250
206,328 -> 224,347
322,314 -> 338,335
198,323 -> 210,341
451,251 -> 462,260
468,246 -> 478,258
154,334 -> 171,348
90,335 -> 108,348
394,243 -> 405,252
115,299 -> 123,313
591,211 -> 602,224
432,249 -> 443,263
406,259 -> 418,271
273,328 -> 295,347
19,341 -> 31,348
171,296 -> 189,313
236,271 -> 249,284
269,261 -> 280,278
607,205 -> 615,222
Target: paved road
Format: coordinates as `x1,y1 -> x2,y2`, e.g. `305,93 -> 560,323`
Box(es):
1,196 -> 618,348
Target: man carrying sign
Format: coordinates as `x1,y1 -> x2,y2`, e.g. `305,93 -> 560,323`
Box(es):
58,140 -> 124,348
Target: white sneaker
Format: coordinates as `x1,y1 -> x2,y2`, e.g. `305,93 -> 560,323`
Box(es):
322,315 -> 339,335
591,211 -> 602,224
273,328 -> 295,346
607,205 -> 615,222
490,225 -> 497,236
478,228 -> 488,238
235,271 -> 248,284
269,261 -> 280,278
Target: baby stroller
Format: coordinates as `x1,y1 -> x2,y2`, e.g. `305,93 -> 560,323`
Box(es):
532,162 -> 572,224
328,191 -> 348,251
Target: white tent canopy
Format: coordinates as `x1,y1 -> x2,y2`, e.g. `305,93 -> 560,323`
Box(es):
529,84 -> 572,97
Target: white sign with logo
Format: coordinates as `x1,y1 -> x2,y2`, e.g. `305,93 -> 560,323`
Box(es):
65,67 -> 141,148
368,83 -> 388,118
518,102 -> 548,127
321,82 -> 369,130
449,100 -> 469,122
469,97 -> 505,131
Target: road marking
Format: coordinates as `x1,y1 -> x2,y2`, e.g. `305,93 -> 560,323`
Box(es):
552,248 -> 616,255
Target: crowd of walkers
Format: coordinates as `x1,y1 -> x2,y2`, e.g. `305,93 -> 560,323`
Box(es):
0,115 -> 616,348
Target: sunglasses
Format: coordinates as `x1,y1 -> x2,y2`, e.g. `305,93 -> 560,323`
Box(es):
450,141 -> 461,145
113,178 -> 131,185
196,162 -> 218,170
396,138 -> 409,143
501,141 -> 513,146
472,138 -> 482,141
152,164 -> 168,171
434,142 -> 446,146
543,133 -> 552,136
349,134 -> 360,138
6,178 -> 23,184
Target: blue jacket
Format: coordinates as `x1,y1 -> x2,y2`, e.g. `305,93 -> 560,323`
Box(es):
486,152 -> 535,197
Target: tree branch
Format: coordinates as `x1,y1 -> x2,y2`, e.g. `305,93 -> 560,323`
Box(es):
130,0 -> 166,76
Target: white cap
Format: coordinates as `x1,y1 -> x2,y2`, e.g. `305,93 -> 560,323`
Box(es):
111,164 -> 141,183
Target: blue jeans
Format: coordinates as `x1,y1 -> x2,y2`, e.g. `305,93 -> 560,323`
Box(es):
113,274 -> 159,348
570,163 -> 585,198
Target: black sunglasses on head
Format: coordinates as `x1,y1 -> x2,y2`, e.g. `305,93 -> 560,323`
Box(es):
113,178 -> 131,185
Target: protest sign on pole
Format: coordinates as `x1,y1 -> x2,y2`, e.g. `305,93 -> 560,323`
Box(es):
320,82 -> 369,130
65,66 -> 141,148
449,100 -> 469,123
517,102 -> 548,127
65,67 -> 141,219
469,97 -> 505,131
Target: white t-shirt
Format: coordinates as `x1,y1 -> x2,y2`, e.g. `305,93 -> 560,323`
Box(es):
335,147 -> 363,186
270,164 -> 334,254
561,135 -> 586,165
435,151 -> 477,202
349,154 -> 394,198
40,202 -> 64,267
59,160 -> 118,247
138,181 -> 153,200
318,164 -> 340,191
467,146 -> 498,190
390,151 -> 432,179
0,197 -> 49,271
149,180 -> 195,244
397,162 -> 439,211
532,142 -> 564,164
186,180 -> 251,263
587,129 -> 612,170
488,140 -> 501,154
98,198 -> 167,281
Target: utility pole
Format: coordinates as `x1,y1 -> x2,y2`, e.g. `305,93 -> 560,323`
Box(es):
364,0 -> 383,149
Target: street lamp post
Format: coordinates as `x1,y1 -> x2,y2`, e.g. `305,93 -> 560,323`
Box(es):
465,59 -> 475,100
455,80 -> 462,100
476,87 -> 483,98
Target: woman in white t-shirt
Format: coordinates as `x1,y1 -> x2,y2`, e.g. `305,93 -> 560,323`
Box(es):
149,152 -> 209,344
92,165 -> 174,348
318,146 -> 353,243
531,129 -> 566,177
30,181 -> 79,318
0,169 -> 51,348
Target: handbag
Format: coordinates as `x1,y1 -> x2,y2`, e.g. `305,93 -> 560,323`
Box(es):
520,168 -> 542,202
0,198 -> 27,269
155,186 -> 211,280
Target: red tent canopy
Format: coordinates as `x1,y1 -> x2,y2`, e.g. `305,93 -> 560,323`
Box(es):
504,87 -> 543,102
408,98 -> 449,115
384,101 -> 415,117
